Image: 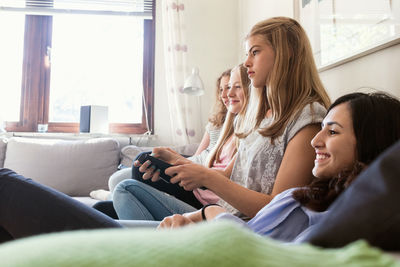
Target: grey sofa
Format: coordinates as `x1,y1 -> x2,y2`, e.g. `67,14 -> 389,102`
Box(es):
0,136 -> 198,206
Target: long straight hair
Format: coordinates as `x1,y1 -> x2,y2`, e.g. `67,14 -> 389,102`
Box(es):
206,65 -> 251,167
237,17 -> 331,141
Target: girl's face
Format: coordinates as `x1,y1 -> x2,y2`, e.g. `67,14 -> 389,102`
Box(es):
227,68 -> 245,114
311,103 -> 357,179
244,34 -> 275,88
219,75 -> 230,108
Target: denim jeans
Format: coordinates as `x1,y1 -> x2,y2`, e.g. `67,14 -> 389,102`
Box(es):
113,179 -> 197,221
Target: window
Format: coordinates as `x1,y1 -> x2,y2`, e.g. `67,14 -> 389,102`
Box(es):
0,0 -> 155,134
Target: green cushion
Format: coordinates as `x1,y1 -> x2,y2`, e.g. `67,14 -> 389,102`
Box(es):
0,221 -> 397,267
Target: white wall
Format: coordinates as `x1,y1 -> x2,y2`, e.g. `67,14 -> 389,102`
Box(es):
320,44 -> 400,101
238,0 -> 400,102
153,0 -> 239,145
237,0 -> 293,62
153,0 -> 400,145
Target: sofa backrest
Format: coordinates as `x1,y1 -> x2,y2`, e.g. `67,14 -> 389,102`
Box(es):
3,137 -> 120,196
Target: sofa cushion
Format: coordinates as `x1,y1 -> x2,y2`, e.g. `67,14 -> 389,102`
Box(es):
120,143 -> 199,168
3,137 -> 120,196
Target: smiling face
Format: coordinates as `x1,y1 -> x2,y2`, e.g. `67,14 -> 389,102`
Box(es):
219,75 -> 230,108
244,34 -> 275,88
227,68 -> 245,114
311,103 -> 357,179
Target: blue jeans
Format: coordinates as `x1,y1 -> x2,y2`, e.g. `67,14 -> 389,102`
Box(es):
113,179 -> 197,221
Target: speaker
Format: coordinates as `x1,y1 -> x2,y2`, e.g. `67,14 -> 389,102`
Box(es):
79,105 -> 109,134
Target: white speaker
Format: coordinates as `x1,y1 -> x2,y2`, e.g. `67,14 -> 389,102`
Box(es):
79,105 -> 109,134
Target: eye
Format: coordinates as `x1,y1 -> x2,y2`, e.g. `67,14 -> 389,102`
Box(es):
329,130 -> 337,135
252,50 -> 259,56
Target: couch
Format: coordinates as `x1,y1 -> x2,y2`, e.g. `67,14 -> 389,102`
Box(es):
0,136 -> 198,206
1,136 -> 400,265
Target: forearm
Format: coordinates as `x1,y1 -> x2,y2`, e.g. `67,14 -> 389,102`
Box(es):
203,173 -> 273,218
184,206 -> 228,222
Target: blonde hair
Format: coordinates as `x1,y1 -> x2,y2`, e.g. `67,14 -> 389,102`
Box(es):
207,64 -> 251,168
237,17 -> 331,141
208,69 -> 231,128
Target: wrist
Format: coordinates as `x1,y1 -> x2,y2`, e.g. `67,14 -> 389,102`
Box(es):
201,204 -> 221,221
184,210 -> 203,223
201,168 -> 220,189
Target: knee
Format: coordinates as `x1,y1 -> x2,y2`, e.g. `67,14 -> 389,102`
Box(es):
0,168 -> 31,182
108,168 -> 132,192
114,179 -> 147,195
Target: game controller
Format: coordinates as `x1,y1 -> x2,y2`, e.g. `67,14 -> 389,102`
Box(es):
137,153 -> 173,183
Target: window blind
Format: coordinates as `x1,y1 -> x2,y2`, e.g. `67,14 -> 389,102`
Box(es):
0,0 -> 153,18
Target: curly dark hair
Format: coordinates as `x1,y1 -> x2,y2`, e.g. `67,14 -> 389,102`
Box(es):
292,92 -> 400,211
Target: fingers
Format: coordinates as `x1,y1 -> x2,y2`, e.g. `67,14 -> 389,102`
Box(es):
152,147 -> 169,159
133,160 -> 141,167
157,214 -> 192,229
151,169 -> 160,182
139,160 -> 159,181
165,165 -> 180,177
138,160 -> 152,173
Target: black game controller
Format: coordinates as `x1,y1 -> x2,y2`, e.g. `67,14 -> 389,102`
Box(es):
137,153 -> 173,183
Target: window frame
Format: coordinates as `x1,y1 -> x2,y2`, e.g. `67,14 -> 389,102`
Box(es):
5,2 -> 155,134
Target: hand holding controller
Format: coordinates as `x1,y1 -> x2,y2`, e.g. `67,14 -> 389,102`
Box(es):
137,153 -> 173,183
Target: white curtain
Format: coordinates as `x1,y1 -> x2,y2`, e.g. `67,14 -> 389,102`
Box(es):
162,0 -> 203,146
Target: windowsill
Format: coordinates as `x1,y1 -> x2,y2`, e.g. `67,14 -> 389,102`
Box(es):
0,132 -> 157,146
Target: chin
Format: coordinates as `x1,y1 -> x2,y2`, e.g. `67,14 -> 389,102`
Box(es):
313,168 -> 328,179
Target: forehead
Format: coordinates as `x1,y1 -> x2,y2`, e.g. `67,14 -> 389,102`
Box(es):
323,103 -> 352,128
220,75 -> 230,85
245,34 -> 267,50
229,68 -> 241,83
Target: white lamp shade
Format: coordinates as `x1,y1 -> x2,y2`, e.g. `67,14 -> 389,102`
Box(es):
183,67 -> 204,96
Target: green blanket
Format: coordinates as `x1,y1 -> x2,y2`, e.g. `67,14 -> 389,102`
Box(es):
0,221 -> 397,267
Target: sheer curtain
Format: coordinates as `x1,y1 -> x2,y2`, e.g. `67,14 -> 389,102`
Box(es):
162,0 -> 203,146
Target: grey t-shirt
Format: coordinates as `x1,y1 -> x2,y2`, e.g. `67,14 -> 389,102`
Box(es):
218,103 -> 327,219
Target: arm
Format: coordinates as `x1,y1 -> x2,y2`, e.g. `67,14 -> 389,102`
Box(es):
167,124 -> 319,218
194,132 -> 210,156
157,206 -> 228,229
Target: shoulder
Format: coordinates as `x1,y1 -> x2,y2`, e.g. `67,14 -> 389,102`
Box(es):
286,102 -> 327,142
206,122 -> 221,133
296,102 -> 327,123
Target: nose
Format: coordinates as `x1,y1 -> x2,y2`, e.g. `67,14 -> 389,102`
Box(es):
221,88 -> 228,99
244,55 -> 251,68
311,130 -> 324,149
228,87 -> 235,98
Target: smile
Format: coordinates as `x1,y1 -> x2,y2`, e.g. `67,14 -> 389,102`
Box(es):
315,153 -> 330,162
